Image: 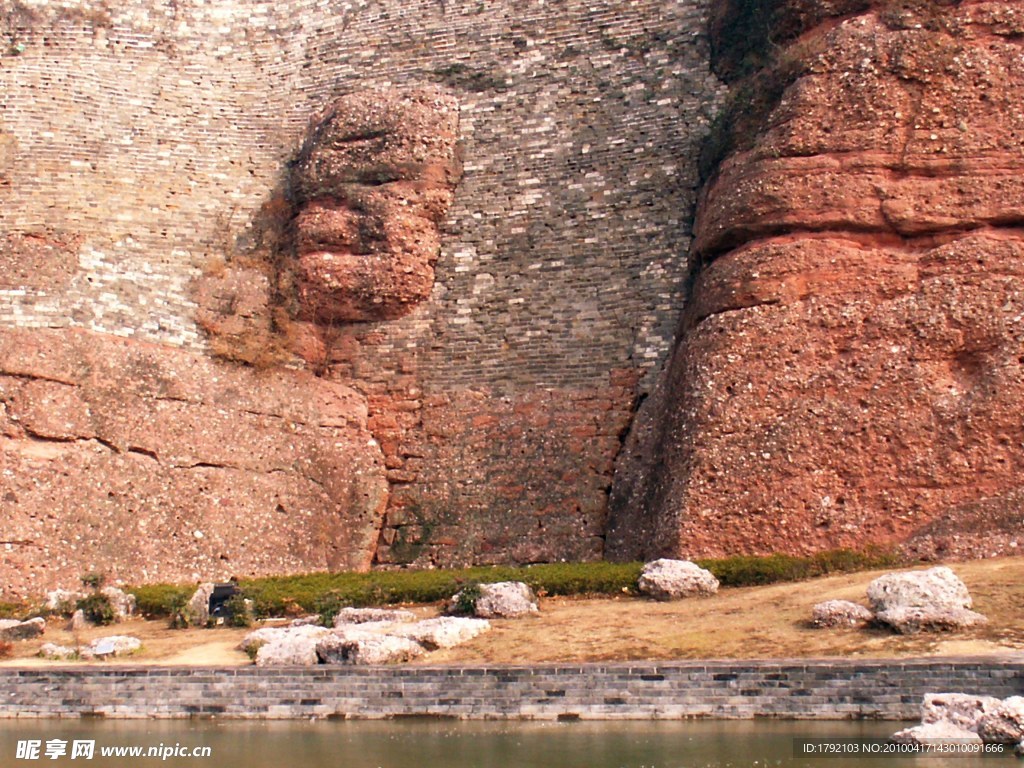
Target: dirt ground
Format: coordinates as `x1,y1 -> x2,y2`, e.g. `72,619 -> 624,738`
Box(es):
2,558 -> 1023,667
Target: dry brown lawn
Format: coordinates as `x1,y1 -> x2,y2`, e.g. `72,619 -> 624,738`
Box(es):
2,557 -> 1023,668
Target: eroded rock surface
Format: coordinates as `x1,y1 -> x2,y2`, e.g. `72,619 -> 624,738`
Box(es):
0,328 -> 388,599
289,87 -> 462,323
610,1 -> 1024,560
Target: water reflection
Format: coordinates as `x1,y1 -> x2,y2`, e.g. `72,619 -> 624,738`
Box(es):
0,719 -> 1014,767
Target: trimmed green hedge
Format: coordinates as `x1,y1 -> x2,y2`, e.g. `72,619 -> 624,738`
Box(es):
126,549 -> 903,620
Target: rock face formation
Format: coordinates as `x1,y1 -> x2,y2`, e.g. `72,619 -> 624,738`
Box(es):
0,328 -> 387,598
289,87 -> 462,323
610,1 -> 1024,560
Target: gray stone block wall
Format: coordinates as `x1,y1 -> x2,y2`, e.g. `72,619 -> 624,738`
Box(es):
0,659 -> 1020,720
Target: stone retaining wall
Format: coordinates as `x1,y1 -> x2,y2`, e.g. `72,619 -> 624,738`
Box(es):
1,659 -> 1019,720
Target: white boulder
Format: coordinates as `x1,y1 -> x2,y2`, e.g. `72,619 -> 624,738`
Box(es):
867,567 -> 986,634
449,581 -> 538,618
79,635 -> 141,660
638,559 -> 719,600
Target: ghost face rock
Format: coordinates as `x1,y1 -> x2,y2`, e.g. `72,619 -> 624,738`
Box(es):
290,88 -> 462,323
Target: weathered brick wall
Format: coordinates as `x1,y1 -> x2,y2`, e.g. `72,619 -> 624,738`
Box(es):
0,0 -> 724,568
0,659 -> 1020,719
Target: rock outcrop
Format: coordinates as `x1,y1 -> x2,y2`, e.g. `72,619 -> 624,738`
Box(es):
0,328 -> 388,599
289,87 -> 462,324
610,0 -> 1024,560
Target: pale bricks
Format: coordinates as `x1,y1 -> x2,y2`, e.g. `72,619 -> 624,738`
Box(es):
0,660 -> 1019,720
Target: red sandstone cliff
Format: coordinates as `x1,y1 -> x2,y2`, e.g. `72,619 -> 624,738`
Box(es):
609,0 -> 1024,560
0,328 -> 387,598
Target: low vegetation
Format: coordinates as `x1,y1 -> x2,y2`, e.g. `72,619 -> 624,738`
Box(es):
127,549 -> 904,620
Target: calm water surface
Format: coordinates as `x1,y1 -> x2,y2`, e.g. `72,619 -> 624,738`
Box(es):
0,719 -> 1014,768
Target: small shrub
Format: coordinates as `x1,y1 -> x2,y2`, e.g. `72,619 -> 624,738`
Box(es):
449,583 -> 481,616
0,640 -> 12,660
0,601 -> 24,620
223,595 -> 254,628
129,584 -> 194,618
76,593 -> 115,626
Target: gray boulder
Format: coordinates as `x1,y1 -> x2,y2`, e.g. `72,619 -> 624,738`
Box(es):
100,586 -> 136,621
868,567 -> 986,634
638,559 -> 719,600
316,631 -> 425,665
450,582 -> 538,618
66,609 -> 88,633
185,583 -> 215,627
389,617 -> 491,650
333,607 -> 417,627
0,617 -> 45,641
79,635 -> 141,660
811,600 -> 874,628
978,697 -> 1024,744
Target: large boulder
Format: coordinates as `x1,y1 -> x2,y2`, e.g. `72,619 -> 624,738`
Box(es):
810,600 -> 873,629
978,698 -> 1024,745
254,634 -> 323,667
0,617 -> 45,641
388,617 -> 491,650
239,625 -> 331,659
638,559 -> 719,600
450,582 -> 539,618
868,568 -> 986,634
316,631 -> 425,665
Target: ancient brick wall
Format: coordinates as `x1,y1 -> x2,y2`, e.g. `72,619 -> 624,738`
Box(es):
0,0 -> 724,573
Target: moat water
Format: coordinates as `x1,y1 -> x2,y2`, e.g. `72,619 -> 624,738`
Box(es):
0,719 -> 1014,767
